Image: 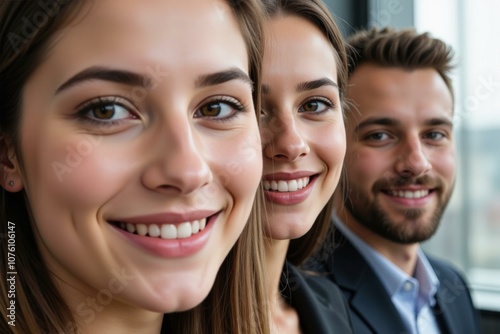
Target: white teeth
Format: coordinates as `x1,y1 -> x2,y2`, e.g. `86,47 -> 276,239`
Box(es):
148,224 -> 160,237
161,224 -> 177,239
177,222 -> 192,239
288,180 -> 298,191
118,218 -> 208,239
137,224 -> 148,236
390,190 -> 429,199
263,177 -> 310,192
192,220 -> 200,234
126,223 -> 135,233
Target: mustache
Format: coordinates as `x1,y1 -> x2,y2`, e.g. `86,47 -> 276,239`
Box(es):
372,175 -> 443,192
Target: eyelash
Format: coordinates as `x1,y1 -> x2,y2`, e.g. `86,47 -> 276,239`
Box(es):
75,96 -> 138,128
299,96 -> 335,114
195,95 -> 249,122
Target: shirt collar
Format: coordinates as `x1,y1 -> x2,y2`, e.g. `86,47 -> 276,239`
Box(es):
333,214 -> 440,306
415,248 -> 440,306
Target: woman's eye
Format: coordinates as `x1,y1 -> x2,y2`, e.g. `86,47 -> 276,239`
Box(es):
77,97 -> 137,124
87,104 -> 130,121
299,98 -> 332,113
195,98 -> 244,120
198,102 -> 225,117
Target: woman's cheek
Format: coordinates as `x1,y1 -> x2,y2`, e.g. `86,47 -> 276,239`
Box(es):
32,136 -> 133,208
210,130 -> 262,206
317,122 -> 346,169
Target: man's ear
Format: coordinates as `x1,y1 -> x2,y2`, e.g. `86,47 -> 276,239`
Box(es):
0,137 -> 24,192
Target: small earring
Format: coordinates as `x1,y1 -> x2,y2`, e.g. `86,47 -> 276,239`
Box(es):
8,181 -> 14,187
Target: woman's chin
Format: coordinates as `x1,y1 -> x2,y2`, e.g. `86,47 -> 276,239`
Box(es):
135,273 -> 215,313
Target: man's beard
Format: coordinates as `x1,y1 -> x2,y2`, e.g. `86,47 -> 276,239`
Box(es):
345,175 -> 453,244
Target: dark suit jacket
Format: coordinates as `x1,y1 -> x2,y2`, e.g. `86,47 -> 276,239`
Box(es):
311,229 -> 480,334
280,261 -> 354,334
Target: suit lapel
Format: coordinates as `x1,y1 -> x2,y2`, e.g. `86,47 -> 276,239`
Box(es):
431,263 -> 458,334
330,231 -> 408,333
432,300 -> 454,334
283,263 -> 327,333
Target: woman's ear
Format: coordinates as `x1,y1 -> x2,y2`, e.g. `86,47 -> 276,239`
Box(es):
0,137 -> 24,192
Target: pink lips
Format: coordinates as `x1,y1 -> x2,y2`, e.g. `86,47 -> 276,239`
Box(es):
110,211 -> 219,258
262,172 -> 317,205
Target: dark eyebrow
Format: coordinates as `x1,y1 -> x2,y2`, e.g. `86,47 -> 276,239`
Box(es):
355,117 -> 454,133
425,117 -> 454,128
296,78 -> 338,92
195,67 -> 253,90
56,66 -> 153,94
354,117 -> 400,133
261,78 -> 337,96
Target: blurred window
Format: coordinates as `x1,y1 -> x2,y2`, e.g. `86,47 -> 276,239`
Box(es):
415,0 -> 500,311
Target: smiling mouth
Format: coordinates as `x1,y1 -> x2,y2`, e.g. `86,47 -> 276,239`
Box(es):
262,176 -> 314,192
382,189 -> 433,199
110,218 -> 208,239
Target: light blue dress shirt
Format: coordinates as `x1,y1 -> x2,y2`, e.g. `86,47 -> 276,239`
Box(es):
334,217 -> 441,334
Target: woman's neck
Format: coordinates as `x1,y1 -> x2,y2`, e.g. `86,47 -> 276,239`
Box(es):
264,237 -> 289,307
264,237 -> 302,334
79,303 -> 163,334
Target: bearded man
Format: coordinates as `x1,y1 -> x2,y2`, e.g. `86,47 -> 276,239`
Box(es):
312,27 -> 480,334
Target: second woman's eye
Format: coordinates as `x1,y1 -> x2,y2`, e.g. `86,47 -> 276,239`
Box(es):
195,97 -> 245,121
199,102 -> 225,117
90,104 -> 125,120
299,97 -> 333,114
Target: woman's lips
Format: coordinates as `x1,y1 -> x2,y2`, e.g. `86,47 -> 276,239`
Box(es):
108,211 -> 220,258
262,175 -> 318,205
262,176 -> 310,192
112,217 -> 207,239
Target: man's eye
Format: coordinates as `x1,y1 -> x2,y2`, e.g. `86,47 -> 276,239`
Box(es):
366,132 -> 389,141
425,131 -> 445,140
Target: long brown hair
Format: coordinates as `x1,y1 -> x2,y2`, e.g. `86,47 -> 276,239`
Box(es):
0,1 -> 269,333
261,0 -> 348,266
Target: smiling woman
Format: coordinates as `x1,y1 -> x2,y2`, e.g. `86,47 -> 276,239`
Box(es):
259,0 -> 353,333
0,1 -> 268,333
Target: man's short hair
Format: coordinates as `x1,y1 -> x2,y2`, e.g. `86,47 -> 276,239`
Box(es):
346,27 -> 455,100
